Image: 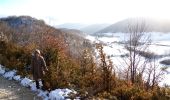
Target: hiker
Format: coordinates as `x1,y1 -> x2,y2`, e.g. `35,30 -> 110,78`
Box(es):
31,49 -> 48,90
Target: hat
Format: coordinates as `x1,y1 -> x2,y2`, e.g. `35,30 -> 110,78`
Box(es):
35,49 -> 40,54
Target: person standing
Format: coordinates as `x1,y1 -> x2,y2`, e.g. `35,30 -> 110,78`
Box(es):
31,49 -> 48,89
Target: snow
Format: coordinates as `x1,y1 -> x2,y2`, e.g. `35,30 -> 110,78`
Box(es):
21,77 -> 32,87
103,44 -> 128,56
49,90 -> 64,100
48,88 -> 76,100
38,90 -> 49,99
94,32 -> 170,57
0,65 -> 5,75
160,67 -> 170,86
13,75 -> 22,81
98,37 -> 119,43
3,70 -> 16,80
90,32 -> 170,86
28,80 -> 43,91
151,32 -> 170,42
29,81 -> 37,91
49,89 -> 66,100
148,45 -> 170,55
86,35 -> 96,42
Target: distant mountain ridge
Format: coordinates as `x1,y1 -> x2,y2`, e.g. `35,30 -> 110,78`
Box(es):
56,23 -> 110,34
56,18 -> 170,35
80,24 -> 110,34
96,18 -> 170,34
56,23 -> 87,30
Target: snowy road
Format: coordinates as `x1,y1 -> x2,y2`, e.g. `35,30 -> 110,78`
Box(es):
0,76 -> 42,100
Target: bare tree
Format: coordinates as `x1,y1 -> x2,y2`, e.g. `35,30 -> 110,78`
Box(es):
125,20 -> 151,84
145,58 -> 167,90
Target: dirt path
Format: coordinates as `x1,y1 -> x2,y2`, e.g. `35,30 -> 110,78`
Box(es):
0,76 -> 42,100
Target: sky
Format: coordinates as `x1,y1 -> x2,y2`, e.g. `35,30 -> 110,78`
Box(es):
0,0 -> 170,25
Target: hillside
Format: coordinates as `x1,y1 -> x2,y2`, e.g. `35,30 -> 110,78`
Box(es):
0,16 -> 47,33
0,16 -> 92,57
96,18 -> 170,35
59,28 -> 86,37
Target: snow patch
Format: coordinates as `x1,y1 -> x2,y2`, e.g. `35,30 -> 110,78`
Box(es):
86,35 -> 96,42
38,90 -> 49,99
0,65 -> 5,75
21,77 -> 32,87
13,75 -> 21,81
29,80 -> 43,90
49,89 -> 74,100
3,70 -> 16,80
49,89 -> 65,100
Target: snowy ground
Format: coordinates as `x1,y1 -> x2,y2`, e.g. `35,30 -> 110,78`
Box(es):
0,64 -> 77,100
86,32 -> 170,86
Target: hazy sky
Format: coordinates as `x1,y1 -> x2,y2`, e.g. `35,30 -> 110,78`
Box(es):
0,0 -> 170,25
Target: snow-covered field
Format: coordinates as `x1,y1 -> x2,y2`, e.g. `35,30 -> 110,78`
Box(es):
0,64 -> 77,100
86,32 -> 170,86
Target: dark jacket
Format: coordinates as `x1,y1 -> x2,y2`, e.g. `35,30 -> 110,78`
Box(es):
31,55 -> 47,80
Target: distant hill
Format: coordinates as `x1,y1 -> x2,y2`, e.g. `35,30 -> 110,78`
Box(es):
80,24 -> 110,34
56,23 -> 110,34
56,23 -> 87,30
96,19 -> 129,34
96,18 -> 170,35
59,28 -> 86,37
0,16 -> 46,33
